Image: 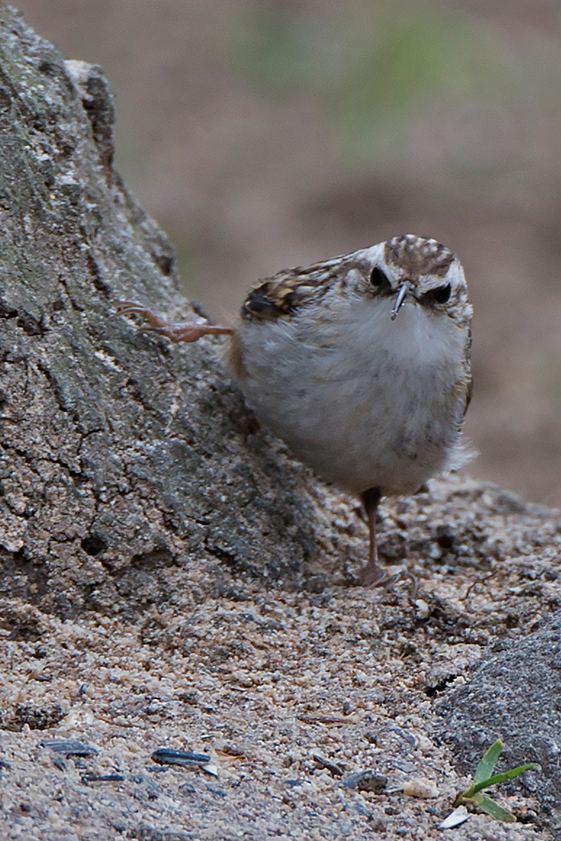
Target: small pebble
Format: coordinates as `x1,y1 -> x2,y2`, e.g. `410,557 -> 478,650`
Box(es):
414,598 -> 430,619
343,770 -> 387,793
440,805 -> 470,828
41,740 -> 98,757
400,778 -> 438,798
312,754 -> 344,777
151,749 -> 211,767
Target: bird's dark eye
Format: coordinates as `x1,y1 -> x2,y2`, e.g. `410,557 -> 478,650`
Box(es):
431,283 -> 451,304
370,266 -> 389,287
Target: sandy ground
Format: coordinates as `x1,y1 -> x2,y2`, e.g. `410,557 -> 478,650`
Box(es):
0,475 -> 557,840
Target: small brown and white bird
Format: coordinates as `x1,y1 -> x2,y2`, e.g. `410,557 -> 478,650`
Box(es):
117,234 -> 473,586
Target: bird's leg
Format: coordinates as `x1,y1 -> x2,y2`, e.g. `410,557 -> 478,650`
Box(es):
359,487 -> 386,586
359,487 -> 419,595
115,301 -> 233,344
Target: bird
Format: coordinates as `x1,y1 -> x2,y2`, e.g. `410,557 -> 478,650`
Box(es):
116,234 -> 473,587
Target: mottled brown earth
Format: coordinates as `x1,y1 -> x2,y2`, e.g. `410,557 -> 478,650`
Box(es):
2,473 -> 560,839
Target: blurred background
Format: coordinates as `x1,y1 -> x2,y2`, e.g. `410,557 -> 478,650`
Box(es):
14,0 -> 561,507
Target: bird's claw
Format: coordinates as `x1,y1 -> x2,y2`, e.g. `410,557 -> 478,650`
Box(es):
360,562 -> 418,598
115,300 -> 233,344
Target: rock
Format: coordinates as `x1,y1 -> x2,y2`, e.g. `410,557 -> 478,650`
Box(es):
344,770 -> 388,793
0,4 -> 337,618
434,610 -> 561,833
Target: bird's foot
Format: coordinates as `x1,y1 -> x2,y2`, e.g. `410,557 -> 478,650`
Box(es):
360,561 -> 418,598
359,560 -> 387,587
115,301 -> 233,343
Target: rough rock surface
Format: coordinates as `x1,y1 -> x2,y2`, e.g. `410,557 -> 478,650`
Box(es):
0,3 -> 334,618
0,6 -> 559,839
435,611 -> 561,834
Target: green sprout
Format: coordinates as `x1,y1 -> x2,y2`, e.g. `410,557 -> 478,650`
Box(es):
454,740 -> 541,823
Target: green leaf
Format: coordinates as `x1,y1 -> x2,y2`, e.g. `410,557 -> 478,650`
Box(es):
455,741 -> 542,821
464,763 -> 541,797
471,793 -> 517,823
473,740 -> 504,783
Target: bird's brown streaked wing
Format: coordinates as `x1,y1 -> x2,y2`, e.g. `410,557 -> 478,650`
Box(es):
240,264 -> 340,323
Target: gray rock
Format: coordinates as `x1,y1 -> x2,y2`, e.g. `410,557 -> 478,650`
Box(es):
0,4 -> 331,619
434,610 -> 561,833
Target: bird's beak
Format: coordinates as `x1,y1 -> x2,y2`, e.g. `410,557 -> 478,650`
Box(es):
390,282 -> 412,321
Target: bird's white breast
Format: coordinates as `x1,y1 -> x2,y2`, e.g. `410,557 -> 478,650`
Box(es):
234,296 -> 469,495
